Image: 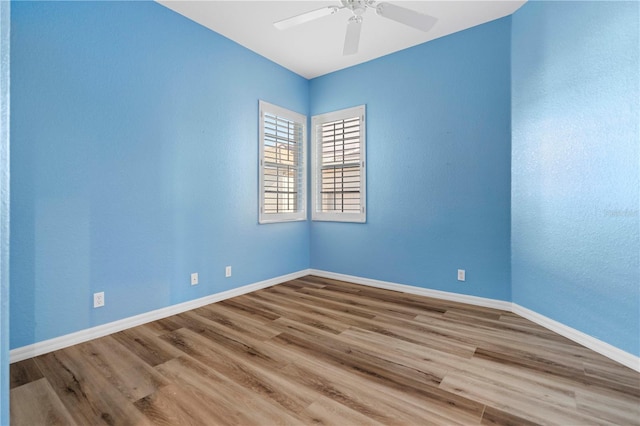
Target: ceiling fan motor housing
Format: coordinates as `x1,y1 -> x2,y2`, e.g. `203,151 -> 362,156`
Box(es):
341,0 -> 368,16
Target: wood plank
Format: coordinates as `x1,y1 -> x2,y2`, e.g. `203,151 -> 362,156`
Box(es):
480,405 -> 540,426
266,284 -> 385,320
474,346 -> 640,397
439,372 -> 610,425
158,327 -> 319,420
138,316 -> 184,336
302,395 -> 386,426
154,356 -> 304,425
73,335 -> 169,402
134,383 -> 231,426
575,387 -> 640,425
414,313 -> 603,368
168,311 -> 290,371
10,378 -> 77,426
110,324 -> 183,368
271,329 -> 485,422
267,335 -> 484,425
33,346 -> 154,425
10,358 -> 44,389
583,359 -> 640,390
193,302 -> 281,340
283,284 -> 446,319
244,291 -> 353,334
218,297 -> 281,322
259,290 -> 477,358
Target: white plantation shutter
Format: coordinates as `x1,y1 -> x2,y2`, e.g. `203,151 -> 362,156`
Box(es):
259,101 -> 306,223
312,105 -> 366,222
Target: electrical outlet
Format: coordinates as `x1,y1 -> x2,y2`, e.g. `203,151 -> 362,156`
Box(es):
225,266 -> 232,278
191,272 -> 199,285
93,292 -> 105,308
457,269 -> 466,282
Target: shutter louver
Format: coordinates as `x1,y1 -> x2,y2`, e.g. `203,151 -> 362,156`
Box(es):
312,105 -> 366,223
263,113 -> 303,214
318,116 -> 362,213
259,101 -> 307,223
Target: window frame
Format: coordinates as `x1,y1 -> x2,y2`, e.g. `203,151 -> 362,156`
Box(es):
311,105 -> 366,223
258,100 -> 307,224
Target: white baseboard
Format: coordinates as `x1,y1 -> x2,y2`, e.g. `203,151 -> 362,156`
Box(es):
309,269 -> 513,311
512,304 -> 640,372
11,268 -> 639,373
10,269 -> 311,363
311,269 -> 640,372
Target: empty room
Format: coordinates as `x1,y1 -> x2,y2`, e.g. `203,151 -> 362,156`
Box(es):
1,0 -> 639,424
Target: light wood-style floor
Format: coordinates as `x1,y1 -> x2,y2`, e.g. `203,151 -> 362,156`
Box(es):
10,275 -> 640,425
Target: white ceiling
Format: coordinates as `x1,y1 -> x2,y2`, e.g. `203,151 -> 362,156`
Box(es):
158,0 -> 526,79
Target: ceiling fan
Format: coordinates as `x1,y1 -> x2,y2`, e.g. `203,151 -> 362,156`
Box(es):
274,0 -> 438,56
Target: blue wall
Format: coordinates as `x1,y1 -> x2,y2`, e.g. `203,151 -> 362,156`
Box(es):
10,1 -> 309,349
511,1 -> 639,356
309,18 -> 512,301
1,0 -> 10,422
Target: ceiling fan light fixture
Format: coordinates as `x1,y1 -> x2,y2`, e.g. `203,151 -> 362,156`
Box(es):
342,0 -> 367,16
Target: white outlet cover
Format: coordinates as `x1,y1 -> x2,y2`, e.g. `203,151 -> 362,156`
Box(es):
93,292 -> 105,308
191,272 -> 199,285
457,269 -> 466,281
225,266 -> 232,278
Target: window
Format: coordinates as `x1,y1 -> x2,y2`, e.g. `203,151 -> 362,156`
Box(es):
312,105 -> 366,222
259,101 -> 307,223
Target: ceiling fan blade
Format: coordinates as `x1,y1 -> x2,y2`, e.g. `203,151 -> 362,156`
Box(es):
274,6 -> 339,30
343,17 -> 362,55
375,2 -> 437,32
